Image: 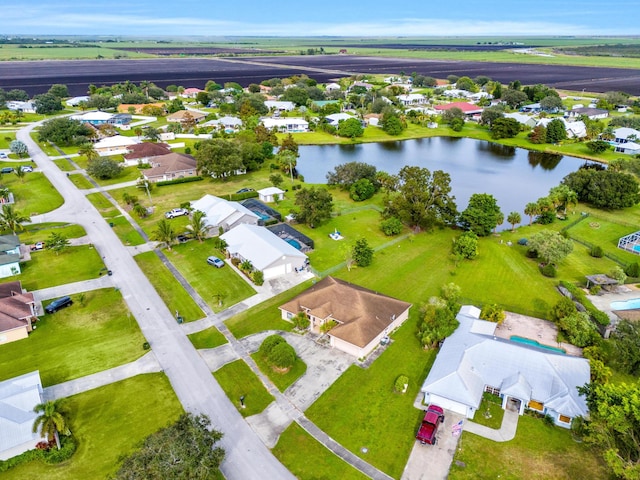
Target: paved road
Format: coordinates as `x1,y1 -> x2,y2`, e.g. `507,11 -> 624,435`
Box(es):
18,125 -> 296,480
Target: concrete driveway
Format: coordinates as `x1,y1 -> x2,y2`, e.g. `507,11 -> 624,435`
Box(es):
402,410 -> 465,480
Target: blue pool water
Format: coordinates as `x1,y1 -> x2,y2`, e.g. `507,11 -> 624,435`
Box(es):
510,336 -> 566,354
286,238 -> 301,250
252,210 -> 270,221
611,298 -> 640,310
634,245 -> 640,252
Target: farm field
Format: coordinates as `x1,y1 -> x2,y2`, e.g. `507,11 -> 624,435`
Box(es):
2,54 -> 640,97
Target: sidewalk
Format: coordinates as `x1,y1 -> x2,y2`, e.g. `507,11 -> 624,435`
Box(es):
464,409 -> 519,441
33,276 -> 115,301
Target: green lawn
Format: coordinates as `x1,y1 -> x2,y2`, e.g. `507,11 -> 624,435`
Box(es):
472,393 -> 504,430
53,158 -> 76,172
449,414 -> 609,480
166,239 -> 256,313
109,214 -> 146,246
19,222 -> 86,244
134,251 -> 204,322
3,171 -> 64,216
7,245 -> 104,290
86,192 -> 120,218
225,280 -> 313,338
187,326 -> 228,349
212,359 -> 274,417
305,311 -> 437,479
272,422 -> 370,480
0,289 -> 146,386
67,173 -> 95,190
0,373 -> 183,480
251,352 -> 307,392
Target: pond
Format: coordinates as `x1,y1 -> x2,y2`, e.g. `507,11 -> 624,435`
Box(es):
297,137 -> 587,228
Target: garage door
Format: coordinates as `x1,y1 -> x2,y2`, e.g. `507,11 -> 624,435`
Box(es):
263,264 -> 287,279
428,394 -> 470,417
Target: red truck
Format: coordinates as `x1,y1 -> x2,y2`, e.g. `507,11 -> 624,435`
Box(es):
416,404 -> 445,445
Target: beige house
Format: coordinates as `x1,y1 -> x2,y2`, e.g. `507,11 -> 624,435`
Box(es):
141,152 -> 197,183
94,135 -> 139,156
166,110 -> 206,124
0,281 -> 37,345
279,276 -> 411,358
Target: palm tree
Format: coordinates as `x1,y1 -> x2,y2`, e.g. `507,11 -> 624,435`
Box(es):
140,80 -> 151,99
14,167 -> 26,183
507,211 -> 521,232
524,202 -> 539,226
78,143 -> 99,162
132,203 -> 148,218
186,210 -> 210,242
32,399 -> 71,449
153,219 -> 176,250
0,204 -> 30,235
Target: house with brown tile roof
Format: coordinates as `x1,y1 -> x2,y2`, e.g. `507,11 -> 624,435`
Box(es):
141,152 -> 198,183
123,142 -> 172,166
166,110 -> 206,124
0,281 -> 37,345
279,276 -> 411,358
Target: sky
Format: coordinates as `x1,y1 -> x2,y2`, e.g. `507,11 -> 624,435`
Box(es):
2,1 -> 638,37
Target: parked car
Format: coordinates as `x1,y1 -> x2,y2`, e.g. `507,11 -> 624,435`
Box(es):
20,165 -> 33,173
1,167 -> 14,174
45,296 -> 73,314
0,153 -> 7,159
176,233 -> 192,243
416,404 -> 445,445
30,242 -> 45,251
207,256 -> 225,268
164,208 -> 188,219
236,188 -> 254,194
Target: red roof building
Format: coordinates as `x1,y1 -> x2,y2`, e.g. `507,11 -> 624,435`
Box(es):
435,102 -> 483,115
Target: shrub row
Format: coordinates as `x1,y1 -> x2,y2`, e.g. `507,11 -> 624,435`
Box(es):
0,436 -> 77,472
227,191 -> 259,201
156,176 -> 203,187
559,280 -> 610,326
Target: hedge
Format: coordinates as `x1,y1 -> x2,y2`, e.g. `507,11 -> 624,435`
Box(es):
0,435 -> 77,472
227,191 -> 259,201
558,280 -> 610,326
156,176 -> 203,187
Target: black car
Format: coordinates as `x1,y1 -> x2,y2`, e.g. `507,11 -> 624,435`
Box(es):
45,296 -> 73,314
236,188 -> 255,194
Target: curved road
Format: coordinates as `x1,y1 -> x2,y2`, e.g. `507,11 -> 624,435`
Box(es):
18,124 -> 295,479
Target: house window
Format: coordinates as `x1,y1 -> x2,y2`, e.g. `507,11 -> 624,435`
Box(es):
484,385 -> 500,396
558,414 -> 571,424
528,400 -> 544,411
286,312 -> 293,320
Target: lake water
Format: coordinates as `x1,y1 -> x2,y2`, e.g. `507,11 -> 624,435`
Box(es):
297,137 -> 586,228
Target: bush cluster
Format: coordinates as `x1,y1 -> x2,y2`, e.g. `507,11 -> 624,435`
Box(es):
259,335 -> 296,370
0,436 -> 77,472
156,176 -> 203,187
559,280 -> 610,326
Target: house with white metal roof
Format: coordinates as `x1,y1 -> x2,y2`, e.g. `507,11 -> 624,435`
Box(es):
190,194 -> 259,232
71,111 -> 114,125
261,117 -> 309,133
325,113 -> 357,126
613,127 -> 640,144
420,306 -> 590,428
257,187 -> 285,203
221,224 -> 308,280
0,371 -> 46,460
94,135 -> 139,156
264,101 -> 295,112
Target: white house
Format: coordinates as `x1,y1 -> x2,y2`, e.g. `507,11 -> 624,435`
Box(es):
261,117 -> 309,133
71,111 -> 114,125
325,83 -> 341,92
420,306 -> 590,428
190,195 -> 259,232
279,276 -> 411,358
397,93 -> 427,106
613,127 -> 640,144
6,101 -> 36,113
567,107 -> 609,120
536,118 -> 587,139
264,101 -> 295,112
504,112 -> 537,128
93,135 -> 139,156
0,234 -> 21,278
615,141 -> 640,155
221,224 -> 308,280
204,116 -> 243,132
66,96 -> 90,107
0,371 -> 46,460
325,113 -> 357,127
257,187 -> 285,203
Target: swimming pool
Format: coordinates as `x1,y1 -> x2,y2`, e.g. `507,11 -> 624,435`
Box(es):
286,238 -> 301,250
610,298 -> 640,310
634,245 -> 640,253
510,336 -> 566,354
252,210 -> 270,221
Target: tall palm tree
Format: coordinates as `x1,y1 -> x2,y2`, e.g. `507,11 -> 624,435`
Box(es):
186,210 -> 210,242
524,202 -> 539,226
0,204 -> 30,235
153,219 -> 176,250
140,80 -> 151,99
78,143 -> 99,162
14,167 -> 26,183
32,399 -> 71,449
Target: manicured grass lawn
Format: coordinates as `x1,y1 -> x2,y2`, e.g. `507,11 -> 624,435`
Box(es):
187,326 -> 228,349
53,158 -> 76,172
19,222 -> 86,244
272,422 -> 370,480
0,288 -> 146,386
86,192 -> 119,218
67,173 -> 95,190
109,214 -> 146,246
225,280 -> 313,338
1,373 -> 183,480
134,251 -> 204,323
212,359 -> 274,417
166,239 -> 256,313
449,414 -> 609,480
3,171 -> 64,216
305,311 -> 437,479
472,393 -> 504,430
251,352 -> 307,392
7,245 -> 104,290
